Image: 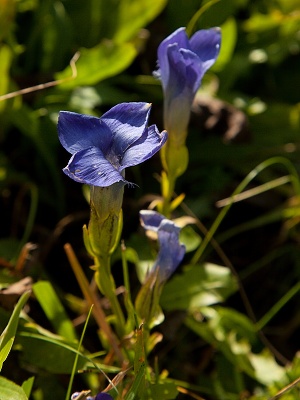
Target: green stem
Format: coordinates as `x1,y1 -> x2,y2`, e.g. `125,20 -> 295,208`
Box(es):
161,172 -> 176,218
121,242 -> 131,300
255,281 -> 300,331
94,254 -> 126,337
191,156 -> 300,264
186,0 -> 221,36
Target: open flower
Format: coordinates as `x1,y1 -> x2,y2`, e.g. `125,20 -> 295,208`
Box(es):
140,210 -> 185,283
155,27 -> 221,146
58,102 -> 167,187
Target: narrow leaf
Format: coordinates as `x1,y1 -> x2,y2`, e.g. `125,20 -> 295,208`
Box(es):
33,281 -> 77,341
21,377 -> 35,398
56,41 -> 137,89
0,291 -> 30,371
0,376 -> 28,400
114,0 -> 167,42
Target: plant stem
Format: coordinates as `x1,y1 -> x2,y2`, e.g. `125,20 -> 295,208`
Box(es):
94,254 -> 126,337
255,280 -> 300,331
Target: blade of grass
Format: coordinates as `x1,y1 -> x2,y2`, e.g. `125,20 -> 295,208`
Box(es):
18,331 -> 119,374
65,306 -> 93,400
186,0 -> 220,36
255,281 -> 300,331
0,291 -> 31,371
216,175 -> 291,208
191,156 -> 300,265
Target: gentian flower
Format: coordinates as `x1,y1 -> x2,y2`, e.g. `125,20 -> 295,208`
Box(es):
135,210 -> 185,326
95,393 -> 113,400
155,27 -> 221,146
58,102 -> 167,187
139,210 -> 185,283
71,392 -> 113,400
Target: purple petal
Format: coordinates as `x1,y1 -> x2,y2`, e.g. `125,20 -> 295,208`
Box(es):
140,211 -> 186,282
167,45 -> 202,99
58,111 -> 112,155
100,102 -> 152,155
95,393 -> 113,400
155,27 -> 221,102
120,125 -> 167,170
139,210 -> 165,232
155,220 -> 185,282
63,147 -> 126,187
157,28 -> 189,90
189,27 -> 221,73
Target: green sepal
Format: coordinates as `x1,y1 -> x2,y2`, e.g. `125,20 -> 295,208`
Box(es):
86,184 -> 124,259
170,193 -> 186,212
82,224 -> 95,258
109,209 -> 123,255
160,142 -> 189,179
167,144 -> 189,178
135,270 -> 165,329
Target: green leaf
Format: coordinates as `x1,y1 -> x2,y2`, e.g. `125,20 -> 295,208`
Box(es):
0,376 -> 28,400
56,41 -> 137,90
185,307 -> 287,385
131,326 -> 146,398
179,225 -> 201,253
160,263 -> 237,311
0,338 -> 14,367
21,377 -> 35,398
0,291 -> 31,371
113,0 -> 167,42
249,350 -> 287,386
33,281 -> 77,341
18,332 -> 86,374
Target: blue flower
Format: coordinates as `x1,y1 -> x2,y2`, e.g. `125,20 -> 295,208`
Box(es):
140,210 -> 185,283
95,393 -> 113,400
155,27 -> 221,145
58,102 -> 167,187
71,392 -> 113,400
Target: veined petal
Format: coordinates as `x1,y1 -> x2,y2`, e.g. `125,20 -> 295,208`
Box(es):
167,46 -> 202,98
140,210 -> 165,232
63,147 -> 126,187
157,27 -> 189,89
120,125 -> 167,170
58,111 -> 112,154
189,27 -> 221,73
140,211 -> 186,282
100,102 -> 152,155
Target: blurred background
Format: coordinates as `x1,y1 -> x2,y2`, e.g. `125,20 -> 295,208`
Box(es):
0,0 -> 300,398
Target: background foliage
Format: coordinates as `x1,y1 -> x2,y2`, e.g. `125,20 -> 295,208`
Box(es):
0,0 -> 300,399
